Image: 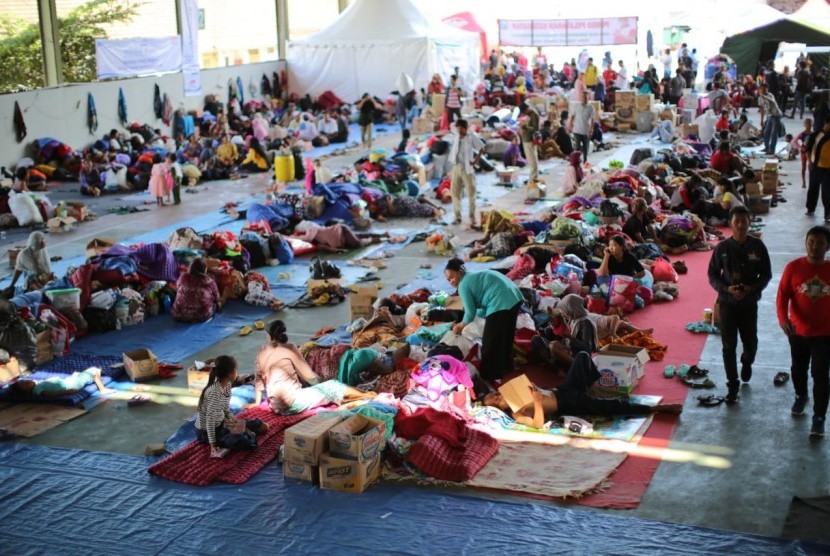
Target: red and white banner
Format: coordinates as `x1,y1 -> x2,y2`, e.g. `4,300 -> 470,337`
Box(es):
499,17 -> 638,47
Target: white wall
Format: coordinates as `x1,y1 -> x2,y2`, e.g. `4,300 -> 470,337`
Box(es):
0,60 -> 285,169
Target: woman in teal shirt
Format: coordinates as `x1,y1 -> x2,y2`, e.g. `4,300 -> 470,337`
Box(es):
444,258 -> 524,381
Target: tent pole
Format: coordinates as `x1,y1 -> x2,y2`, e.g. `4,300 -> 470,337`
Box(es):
277,0 -> 289,60
37,0 -> 63,87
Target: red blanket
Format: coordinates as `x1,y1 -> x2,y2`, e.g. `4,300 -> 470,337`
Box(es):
397,408 -> 499,482
148,407 -> 306,486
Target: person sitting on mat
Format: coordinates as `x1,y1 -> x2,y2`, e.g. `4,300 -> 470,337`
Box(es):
532,294 -> 651,372
598,236 -> 646,279
7,365 -> 114,397
171,257 -> 227,323
483,352 -> 682,428
6,231 -> 55,295
254,320 -> 374,415
195,354 -> 269,458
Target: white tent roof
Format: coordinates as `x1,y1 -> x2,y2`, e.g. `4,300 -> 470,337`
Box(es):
792,0 -> 830,32
291,0 -> 475,44
286,0 -> 480,100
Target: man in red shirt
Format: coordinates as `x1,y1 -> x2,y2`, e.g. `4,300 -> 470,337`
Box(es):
777,225 -> 830,438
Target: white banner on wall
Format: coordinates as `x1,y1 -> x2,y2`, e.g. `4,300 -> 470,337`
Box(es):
96,37 -> 182,79
499,17 -> 638,47
180,0 -> 201,96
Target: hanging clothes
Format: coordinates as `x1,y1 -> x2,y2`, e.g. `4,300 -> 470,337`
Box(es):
236,76 -> 245,105
261,74 -> 272,97
13,101 -> 27,143
118,88 -> 128,127
153,84 -> 163,119
87,93 -> 98,134
228,78 -> 238,102
272,72 -> 281,98
162,93 -> 173,126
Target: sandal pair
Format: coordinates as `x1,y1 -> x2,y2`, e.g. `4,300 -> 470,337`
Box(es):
774,372 -> 790,386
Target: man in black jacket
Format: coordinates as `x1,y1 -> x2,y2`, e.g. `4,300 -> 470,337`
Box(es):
708,206 -> 773,403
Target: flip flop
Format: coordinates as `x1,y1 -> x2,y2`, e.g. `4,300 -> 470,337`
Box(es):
254,320 -> 265,330
127,394 -> 151,407
663,365 -> 676,378
676,364 -> 691,378
682,376 -> 716,389
239,326 -> 253,336
774,372 -> 790,386
696,394 -> 726,407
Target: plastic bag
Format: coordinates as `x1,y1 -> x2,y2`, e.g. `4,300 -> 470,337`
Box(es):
8,191 -> 43,226
0,314 -> 37,370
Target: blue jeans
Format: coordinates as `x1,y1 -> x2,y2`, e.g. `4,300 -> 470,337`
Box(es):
196,418 -> 263,450
791,91 -> 807,118
573,133 -> 590,160
763,115 -> 781,154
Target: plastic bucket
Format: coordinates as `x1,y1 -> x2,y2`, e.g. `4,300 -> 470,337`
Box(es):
274,154 -> 294,182
45,288 -> 81,311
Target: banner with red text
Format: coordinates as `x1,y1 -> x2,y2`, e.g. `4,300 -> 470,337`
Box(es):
499,17 -> 638,47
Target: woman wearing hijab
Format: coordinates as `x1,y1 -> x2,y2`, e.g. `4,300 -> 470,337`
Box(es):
8,231 -> 54,292
444,257 -> 524,382
562,150 -> 584,196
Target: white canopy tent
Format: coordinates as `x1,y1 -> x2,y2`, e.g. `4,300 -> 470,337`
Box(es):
286,0 -> 480,102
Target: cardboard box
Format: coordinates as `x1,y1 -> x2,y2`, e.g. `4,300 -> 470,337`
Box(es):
35,329 -> 53,365
47,216 -> 77,234
123,349 -> 159,381
318,452 -> 381,493
0,357 -> 21,384
763,159 -> 779,172
307,278 -> 342,293
746,182 -> 762,196
593,345 -> 650,395
187,358 -> 215,395
498,374 -> 534,413
8,246 -> 22,268
283,459 -> 318,483
328,414 -> 386,462
615,106 -> 635,122
350,284 -> 379,321
762,170 -> 779,194
615,91 -> 636,108
747,194 -> 772,214
66,201 -> 88,222
635,94 -> 654,112
284,412 -> 349,465
431,93 -> 446,116
86,238 -> 115,258
411,117 -> 434,135
681,124 -> 700,137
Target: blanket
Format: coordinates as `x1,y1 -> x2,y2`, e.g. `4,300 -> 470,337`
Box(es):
148,407 -> 306,486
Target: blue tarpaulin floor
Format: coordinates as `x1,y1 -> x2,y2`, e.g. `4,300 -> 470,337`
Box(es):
0,443 -> 822,555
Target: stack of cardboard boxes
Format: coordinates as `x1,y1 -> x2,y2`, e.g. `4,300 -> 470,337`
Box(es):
615,91 -> 636,130
746,159 -> 778,214
283,412 -> 386,493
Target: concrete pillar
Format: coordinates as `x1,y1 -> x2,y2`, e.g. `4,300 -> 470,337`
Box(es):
277,0 -> 289,60
37,0 -> 62,87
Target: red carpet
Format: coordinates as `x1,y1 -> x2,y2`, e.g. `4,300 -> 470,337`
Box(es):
577,247 -> 715,508
148,407 -> 306,486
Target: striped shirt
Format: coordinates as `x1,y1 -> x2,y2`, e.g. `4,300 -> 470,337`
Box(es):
196,382 -> 232,446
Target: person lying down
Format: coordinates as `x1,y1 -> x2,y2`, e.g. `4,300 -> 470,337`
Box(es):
484,352 -> 682,429
8,366 -> 114,397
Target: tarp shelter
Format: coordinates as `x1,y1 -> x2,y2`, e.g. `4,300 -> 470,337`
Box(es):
286,0 -> 480,102
721,0 -> 830,75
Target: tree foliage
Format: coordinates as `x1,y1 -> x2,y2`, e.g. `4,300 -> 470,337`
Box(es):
0,0 -> 139,94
